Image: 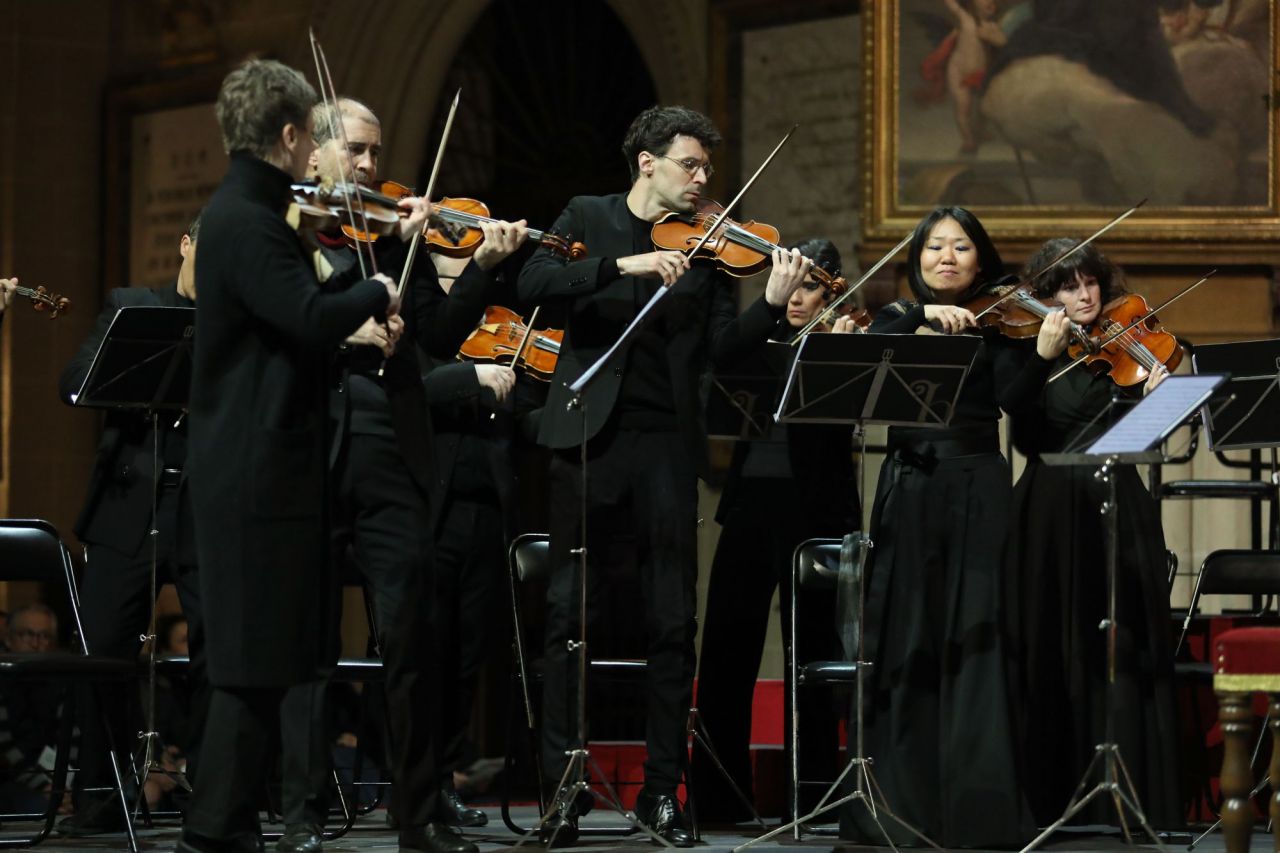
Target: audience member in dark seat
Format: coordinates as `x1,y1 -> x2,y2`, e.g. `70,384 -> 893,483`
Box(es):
0,604 -> 73,816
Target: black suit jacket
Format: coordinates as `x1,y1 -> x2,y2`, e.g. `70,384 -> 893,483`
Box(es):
516,193 -> 782,476
188,153 -> 389,689
58,284 -> 195,558
320,242 -> 495,493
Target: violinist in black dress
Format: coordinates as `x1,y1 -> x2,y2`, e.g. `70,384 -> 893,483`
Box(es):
841,207 -> 1063,848
1003,238 -> 1183,830
692,238 -> 858,820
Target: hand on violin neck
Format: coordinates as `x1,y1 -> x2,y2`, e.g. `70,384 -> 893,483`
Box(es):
395,196 -> 432,242
618,250 -> 690,287
764,248 -> 812,307
473,219 -> 530,271
1035,309 -> 1072,361
922,303 -> 976,335
346,313 -> 402,358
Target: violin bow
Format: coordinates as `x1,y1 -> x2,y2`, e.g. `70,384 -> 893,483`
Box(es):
970,199 -> 1148,323
308,28 -> 378,279
569,125 -> 799,396
789,231 -> 912,344
397,88 -> 460,301
510,305 -> 543,374
685,124 -> 797,261
1045,269 -> 1215,385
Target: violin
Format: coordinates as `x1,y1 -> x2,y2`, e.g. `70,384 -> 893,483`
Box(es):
290,180 -> 402,237
457,305 -> 562,382
1066,293 -> 1184,387
342,181 -> 587,262
649,200 -> 848,295
955,282 -> 1096,346
7,283 -> 70,318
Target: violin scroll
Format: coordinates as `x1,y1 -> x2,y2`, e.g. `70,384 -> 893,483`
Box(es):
13,284 -> 71,319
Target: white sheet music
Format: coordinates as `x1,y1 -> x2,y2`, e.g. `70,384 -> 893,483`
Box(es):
1087,375 -> 1224,455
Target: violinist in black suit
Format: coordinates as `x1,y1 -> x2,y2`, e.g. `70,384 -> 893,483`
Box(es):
516,104 -> 811,847
178,59 -> 430,853
54,218 -> 203,837
274,97 -> 528,853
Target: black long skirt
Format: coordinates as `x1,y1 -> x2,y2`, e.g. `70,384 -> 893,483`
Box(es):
841,450 -> 1033,848
1004,462 -> 1184,829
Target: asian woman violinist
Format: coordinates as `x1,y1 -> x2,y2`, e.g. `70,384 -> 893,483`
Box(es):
1002,238 -> 1183,830
841,206 -> 1062,849
691,238 -> 859,821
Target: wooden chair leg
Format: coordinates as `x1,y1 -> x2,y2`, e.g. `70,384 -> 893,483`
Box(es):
1270,695 -> 1280,853
1220,690 -> 1256,853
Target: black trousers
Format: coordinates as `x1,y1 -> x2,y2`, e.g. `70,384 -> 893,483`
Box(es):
434,492 -> 505,778
75,490 -> 206,801
543,428 -> 698,797
182,686 -> 285,851
692,479 -> 843,819
281,429 -> 440,829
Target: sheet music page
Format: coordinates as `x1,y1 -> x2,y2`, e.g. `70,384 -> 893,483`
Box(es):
1087,375 -> 1224,455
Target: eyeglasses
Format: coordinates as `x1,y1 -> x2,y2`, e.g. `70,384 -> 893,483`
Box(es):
661,156 -> 714,180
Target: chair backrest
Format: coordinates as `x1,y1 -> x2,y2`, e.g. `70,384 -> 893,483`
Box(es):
509,533 -> 551,584
0,519 -> 86,653
1198,549 -> 1280,596
794,538 -> 845,591
0,520 -> 74,585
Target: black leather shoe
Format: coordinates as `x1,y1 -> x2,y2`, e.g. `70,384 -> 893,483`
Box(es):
441,788 -> 488,827
275,824 -> 323,853
56,799 -> 127,837
634,789 -> 695,847
399,822 -> 478,853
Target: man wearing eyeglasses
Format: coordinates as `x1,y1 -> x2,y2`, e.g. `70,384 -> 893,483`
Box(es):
517,105 -> 811,847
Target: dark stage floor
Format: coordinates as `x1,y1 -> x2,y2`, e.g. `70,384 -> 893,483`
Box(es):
3,807 -> 1272,853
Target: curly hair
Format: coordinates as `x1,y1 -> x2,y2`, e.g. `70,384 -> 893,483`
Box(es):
621,105 -> 722,183
215,59 -> 318,158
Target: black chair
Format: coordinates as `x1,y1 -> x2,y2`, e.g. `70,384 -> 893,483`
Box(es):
0,519 -> 140,851
502,532 -> 646,838
1172,549 -> 1280,848
788,537 -> 861,841
1177,550 -> 1280,655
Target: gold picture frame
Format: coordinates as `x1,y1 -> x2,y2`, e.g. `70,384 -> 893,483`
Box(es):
861,0 -> 1280,263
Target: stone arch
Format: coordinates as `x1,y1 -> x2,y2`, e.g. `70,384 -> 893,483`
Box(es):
303,0 -> 708,181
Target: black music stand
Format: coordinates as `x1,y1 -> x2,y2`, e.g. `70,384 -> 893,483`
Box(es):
1030,374 -> 1227,853
74,307 -> 195,411
736,332 -> 980,852
1193,339 -> 1280,451
74,305 -> 196,818
706,341 -> 791,440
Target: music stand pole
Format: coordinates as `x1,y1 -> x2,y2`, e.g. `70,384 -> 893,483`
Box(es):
1018,455 -> 1167,852
72,306 -> 197,821
734,424 -> 942,853
736,331 -> 985,853
1027,376 -> 1230,852
519,391 -> 673,849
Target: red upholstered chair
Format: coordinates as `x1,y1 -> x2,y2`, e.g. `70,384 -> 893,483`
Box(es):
1215,627 -> 1280,853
